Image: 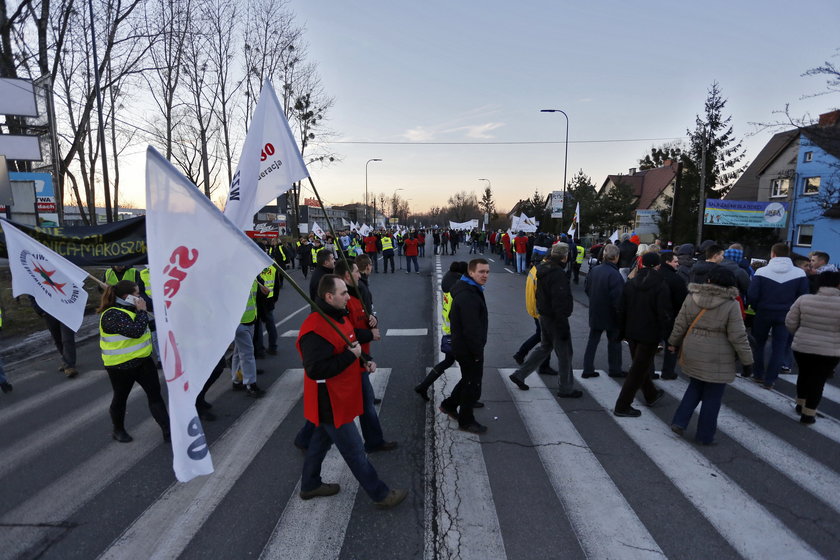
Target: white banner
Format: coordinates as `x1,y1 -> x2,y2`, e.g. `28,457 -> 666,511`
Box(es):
146,147 -> 273,482
311,222 -> 326,240
518,214 -> 538,233
568,202 -> 580,238
223,79 -> 309,232
1,219 -> 89,331
448,219 -> 478,230
359,224 -> 372,237
609,229 -> 620,243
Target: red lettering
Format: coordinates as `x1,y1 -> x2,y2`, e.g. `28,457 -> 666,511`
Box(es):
260,142 -> 275,161
170,246 -> 199,269
162,246 -> 199,310
164,331 -> 188,391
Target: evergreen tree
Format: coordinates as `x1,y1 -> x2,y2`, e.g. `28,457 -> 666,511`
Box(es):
563,170 -> 598,235
595,180 -> 636,236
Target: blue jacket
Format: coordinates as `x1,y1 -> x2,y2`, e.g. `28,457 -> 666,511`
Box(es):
747,257 -> 808,316
585,261 -> 623,330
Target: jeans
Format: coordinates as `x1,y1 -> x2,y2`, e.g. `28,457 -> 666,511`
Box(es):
515,317 -> 549,370
382,251 -> 395,272
406,255 -> 419,272
232,323 -> 257,385
751,311 -> 790,387
366,252 -> 379,273
301,421 -> 390,502
515,252 -> 526,273
419,244 -> 425,257
511,315 -> 574,394
615,341 -> 659,410
44,313 -> 76,367
441,354 -> 484,426
0,357 -> 7,385
671,377 -> 726,444
253,307 -> 278,354
582,327 -> 622,376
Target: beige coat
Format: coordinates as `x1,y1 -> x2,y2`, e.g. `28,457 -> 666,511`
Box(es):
785,287 -> 840,358
668,283 -> 753,384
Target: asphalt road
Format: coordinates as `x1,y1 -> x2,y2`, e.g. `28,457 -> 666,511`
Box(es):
1,244 -> 839,559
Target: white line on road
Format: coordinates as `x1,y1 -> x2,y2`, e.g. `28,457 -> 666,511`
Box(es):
498,368 -> 662,558
660,377 -> 840,516
583,371 -> 821,559
386,328 -> 428,336
0,370 -> 104,425
504,268 -> 515,274
260,369 -> 392,560
281,330 -> 298,337
99,370 -> 304,560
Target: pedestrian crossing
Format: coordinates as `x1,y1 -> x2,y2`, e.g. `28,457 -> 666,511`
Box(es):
3,357 -> 840,558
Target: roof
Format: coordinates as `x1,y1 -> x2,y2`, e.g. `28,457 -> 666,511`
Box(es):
726,129 -> 798,201
600,162 -> 678,210
802,122 -> 840,161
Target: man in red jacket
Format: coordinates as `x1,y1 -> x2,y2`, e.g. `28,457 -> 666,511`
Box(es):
403,233 -> 420,274
296,274 -> 406,508
363,232 -> 380,273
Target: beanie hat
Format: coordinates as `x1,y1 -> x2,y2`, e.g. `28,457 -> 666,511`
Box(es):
641,252 -> 660,268
676,243 -> 694,256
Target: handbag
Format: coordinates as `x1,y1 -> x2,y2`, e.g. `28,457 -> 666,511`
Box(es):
440,334 -> 452,354
677,309 -> 707,366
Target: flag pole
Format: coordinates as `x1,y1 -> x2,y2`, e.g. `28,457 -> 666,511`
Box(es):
306,176 -> 373,319
88,274 -> 109,289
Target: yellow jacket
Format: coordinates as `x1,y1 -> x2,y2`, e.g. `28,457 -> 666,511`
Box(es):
525,265 -> 538,318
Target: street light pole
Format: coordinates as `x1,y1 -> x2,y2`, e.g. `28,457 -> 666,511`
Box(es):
365,158 -> 382,224
540,109 -> 569,220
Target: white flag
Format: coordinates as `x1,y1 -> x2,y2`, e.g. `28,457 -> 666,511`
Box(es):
568,202 -> 580,238
223,80 -> 309,232
1,220 -> 89,331
510,214 -> 521,232
146,147 -> 273,482
609,229 -> 620,243
311,222 -> 326,240
359,224 -> 371,237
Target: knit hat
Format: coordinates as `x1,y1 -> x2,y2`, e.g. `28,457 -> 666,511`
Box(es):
723,248 -> 743,263
629,234 -> 641,245
641,252 -> 660,268
676,243 -> 694,256
551,242 -> 570,258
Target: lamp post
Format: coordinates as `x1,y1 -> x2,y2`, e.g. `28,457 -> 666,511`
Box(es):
365,158 -> 382,223
540,109 -> 569,220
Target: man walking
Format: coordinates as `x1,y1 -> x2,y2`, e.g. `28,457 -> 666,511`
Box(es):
581,244 -> 624,379
508,244 -> 582,398
440,259 -> 491,433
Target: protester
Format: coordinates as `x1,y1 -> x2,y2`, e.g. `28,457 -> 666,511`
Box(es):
404,233 -> 420,274
98,280 -> 170,443
513,231 -> 528,274
668,268 -> 753,444
659,251 -> 689,380
309,249 -> 336,300
512,254 -> 556,376
785,271 -> 840,425
30,298 -> 79,378
581,244 -> 624,379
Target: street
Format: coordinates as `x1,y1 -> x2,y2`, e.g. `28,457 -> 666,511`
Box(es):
1,248 -> 839,559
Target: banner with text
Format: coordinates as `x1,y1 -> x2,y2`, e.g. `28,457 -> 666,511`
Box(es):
704,199 -> 789,228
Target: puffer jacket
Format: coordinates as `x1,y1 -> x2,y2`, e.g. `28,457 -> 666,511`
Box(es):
785,287 -> 840,358
668,283 -> 753,384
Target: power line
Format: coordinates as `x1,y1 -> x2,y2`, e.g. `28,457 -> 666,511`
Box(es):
324,137 -> 688,146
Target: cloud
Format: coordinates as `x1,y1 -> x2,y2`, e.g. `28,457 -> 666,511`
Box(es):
403,126 -> 436,142
451,122 -> 505,139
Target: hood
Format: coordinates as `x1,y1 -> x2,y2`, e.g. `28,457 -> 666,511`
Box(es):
688,283 -> 739,310
766,256 -> 794,274
441,270 -> 462,292
630,267 -> 664,291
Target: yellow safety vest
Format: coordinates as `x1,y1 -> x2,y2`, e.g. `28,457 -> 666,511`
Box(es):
311,246 -> 324,264
526,265 -> 539,318
140,268 -> 152,297
576,245 -> 585,265
260,266 -> 277,298
100,307 -> 152,366
105,267 -> 138,286
0,307 -> 3,328
441,291 -> 453,335
241,281 -> 258,323
381,237 -> 394,251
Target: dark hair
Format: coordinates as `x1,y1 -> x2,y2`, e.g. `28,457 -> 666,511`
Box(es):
812,251 -> 830,264
468,258 -> 489,271
316,249 -> 334,266
705,244 -> 724,259
97,280 -> 138,313
661,250 -> 677,264
817,271 -> 840,288
450,261 -> 468,274
334,258 -> 357,279
771,242 -> 790,258
707,267 -> 736,288
317,274 -> 342,299
355,254 -> 371,269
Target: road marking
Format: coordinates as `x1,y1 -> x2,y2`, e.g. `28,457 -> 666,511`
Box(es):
487,258 -> 495,263
660,377 -> 840,516
504,268 -> 515,274
731,378 -> 840,442
583,371 -> 821,559
260,369 -> 392,560
498,368 -> 662,558
281,330 -> 298,337
274,304 -> 309,328
0,370 -> 103,425
386,328 -> 428,336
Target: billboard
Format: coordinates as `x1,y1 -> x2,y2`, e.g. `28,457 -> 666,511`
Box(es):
704,199 -> 788,228
550,191 -> 564,219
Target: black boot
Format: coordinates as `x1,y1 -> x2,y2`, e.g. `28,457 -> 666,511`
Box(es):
110,409 -> 133,443
149,402 -> 171,442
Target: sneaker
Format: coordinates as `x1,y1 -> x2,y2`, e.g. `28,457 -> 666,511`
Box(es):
245,383 -> 265,398
0,382 -> 13,393
414,384 -> 430,402
459,422 -> 488,434
374,489 -> 408,509
439,404 -> 458,420
613,407 -> 642,418
232,381 -> 244,391
646,389 -> 666,407
300,483 -> 341,500
539,367 -> 559,376
660,372 -> 678,380
650,372 -> 661,380
780,366 -> 792,374
800,414 -> 816,425
581,371 -> 600,379
508,374 -> 529,391
609,371 -> 629,378
368,441 -> 398,453
557,389 -> 583,398
64,367 -> 79,378
671,424 -> 685,436
512,353 -> 524,366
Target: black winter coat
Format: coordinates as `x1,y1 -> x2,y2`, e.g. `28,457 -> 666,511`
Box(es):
660,264 -> 689,322
618,240 -> 637,269
536,258 -> 573,322
619,267 -> 673,343
584,261 -> 623,330
450,278 -> 488,360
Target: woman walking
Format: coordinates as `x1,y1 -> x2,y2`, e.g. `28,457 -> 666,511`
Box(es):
99,280 -> 170,443
668,268 -> 753,445
785,271 -> 840,424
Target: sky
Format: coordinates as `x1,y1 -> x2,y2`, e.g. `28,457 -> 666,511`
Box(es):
120,0 -> 840,216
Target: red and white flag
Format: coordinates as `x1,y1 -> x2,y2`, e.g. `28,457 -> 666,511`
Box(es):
1,219 -> 88,331
223,79 -> 309,232
568,202 -> 580,238
146,147 -> 273,482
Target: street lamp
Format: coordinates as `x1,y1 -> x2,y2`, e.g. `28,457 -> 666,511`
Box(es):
365,158 -> 382,223
540,109 -> 569,216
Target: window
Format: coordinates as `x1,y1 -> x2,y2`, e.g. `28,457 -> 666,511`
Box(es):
770,178 -> 790,198
803,176 -> 821,195
796,224 -> 814,247
804,151 -> 813,162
